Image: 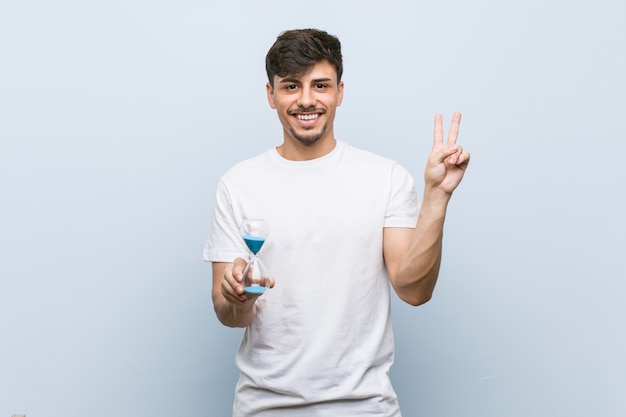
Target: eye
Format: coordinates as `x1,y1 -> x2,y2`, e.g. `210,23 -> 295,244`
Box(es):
315,83 -> 327,89
285,84 -> 298,90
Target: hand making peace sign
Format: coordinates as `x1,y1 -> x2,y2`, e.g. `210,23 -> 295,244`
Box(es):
424,112 -> 470,198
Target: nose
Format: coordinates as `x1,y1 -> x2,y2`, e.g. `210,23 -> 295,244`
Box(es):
297,85 -> 315,109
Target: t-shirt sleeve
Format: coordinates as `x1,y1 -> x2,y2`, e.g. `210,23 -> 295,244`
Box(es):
202,178 -> 247,263
384,163 -> 419,228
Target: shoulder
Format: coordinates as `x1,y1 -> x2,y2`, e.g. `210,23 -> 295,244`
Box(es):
221,148 -> 275,179
340,141 -> 411,176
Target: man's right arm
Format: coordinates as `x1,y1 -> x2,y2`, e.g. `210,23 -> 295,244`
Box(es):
212,260 -> 259,328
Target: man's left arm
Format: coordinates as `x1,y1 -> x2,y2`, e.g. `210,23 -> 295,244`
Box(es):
384,112 -> 470,306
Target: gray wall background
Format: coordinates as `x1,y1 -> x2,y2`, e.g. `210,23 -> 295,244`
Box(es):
1,0 -> 625,416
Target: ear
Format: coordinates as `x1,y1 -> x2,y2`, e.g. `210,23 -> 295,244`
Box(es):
336,81 -> 344,107
266,82 -> 276,109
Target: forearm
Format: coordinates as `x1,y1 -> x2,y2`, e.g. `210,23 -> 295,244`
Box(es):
211,261 -> 257,328
394,191 -> 450,305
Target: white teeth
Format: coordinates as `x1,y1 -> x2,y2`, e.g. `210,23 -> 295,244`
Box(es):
297,114 -> 318,121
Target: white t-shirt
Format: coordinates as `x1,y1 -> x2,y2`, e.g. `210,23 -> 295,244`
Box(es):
204,141 -> 419,416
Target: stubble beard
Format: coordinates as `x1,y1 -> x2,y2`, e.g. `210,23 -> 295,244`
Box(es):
290,129 -> 323,145
288,122 -> 329,145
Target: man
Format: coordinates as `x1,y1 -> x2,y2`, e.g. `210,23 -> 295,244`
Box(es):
204,28 -> 470,416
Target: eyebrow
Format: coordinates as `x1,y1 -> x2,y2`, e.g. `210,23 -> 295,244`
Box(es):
278,77 -> 333,84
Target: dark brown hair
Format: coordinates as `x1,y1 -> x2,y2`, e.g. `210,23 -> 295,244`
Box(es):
265,29 -> 343,88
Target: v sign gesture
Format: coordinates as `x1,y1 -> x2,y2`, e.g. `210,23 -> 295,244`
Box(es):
425,112 -> 470,200
384,112 -> 470,306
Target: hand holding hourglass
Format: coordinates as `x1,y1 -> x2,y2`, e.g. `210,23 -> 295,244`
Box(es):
240,219 -> 273,294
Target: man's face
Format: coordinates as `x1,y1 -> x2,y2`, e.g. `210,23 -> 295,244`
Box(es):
266,60 -> 344,146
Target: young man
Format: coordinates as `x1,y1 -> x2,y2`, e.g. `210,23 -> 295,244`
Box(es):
204,29 -> 470,416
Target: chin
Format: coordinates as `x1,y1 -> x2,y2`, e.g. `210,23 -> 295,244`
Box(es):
290,128 -> 326,145
295,136 -> 322,145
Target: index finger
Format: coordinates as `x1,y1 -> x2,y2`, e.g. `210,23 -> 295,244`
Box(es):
433,114 -> 443,149
232,257 -> 247,280
447,112 -> 462,145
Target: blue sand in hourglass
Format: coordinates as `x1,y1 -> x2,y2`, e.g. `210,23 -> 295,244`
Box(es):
243,235 -> 265,254
245,286 -> 266,294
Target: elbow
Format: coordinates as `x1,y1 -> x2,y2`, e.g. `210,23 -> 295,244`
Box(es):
400,292 -> 433,307
393,268 -> 439,306
394,282 -> 434,306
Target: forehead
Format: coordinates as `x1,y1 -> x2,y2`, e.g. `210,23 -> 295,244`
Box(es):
276,60 -> 338,84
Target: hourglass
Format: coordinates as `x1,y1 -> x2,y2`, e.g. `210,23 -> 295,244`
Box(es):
240,219 -> 272,295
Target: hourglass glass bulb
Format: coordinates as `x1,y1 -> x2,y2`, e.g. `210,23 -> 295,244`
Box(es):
240,219 -> 272,294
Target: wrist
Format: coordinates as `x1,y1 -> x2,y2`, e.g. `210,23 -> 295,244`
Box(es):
231,299 -> 256,316
422,187 -> 451,211
216,297 -> 257,328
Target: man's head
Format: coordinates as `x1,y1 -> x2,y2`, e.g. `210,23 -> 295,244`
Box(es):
265,29 -> 343,89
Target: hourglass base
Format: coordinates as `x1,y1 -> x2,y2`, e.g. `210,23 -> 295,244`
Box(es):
244,285 -> 267,294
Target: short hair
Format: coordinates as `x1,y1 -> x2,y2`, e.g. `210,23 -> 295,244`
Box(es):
265,29 -> 343,88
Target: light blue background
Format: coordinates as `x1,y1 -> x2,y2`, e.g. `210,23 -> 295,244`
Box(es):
1,0 -> 625,416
